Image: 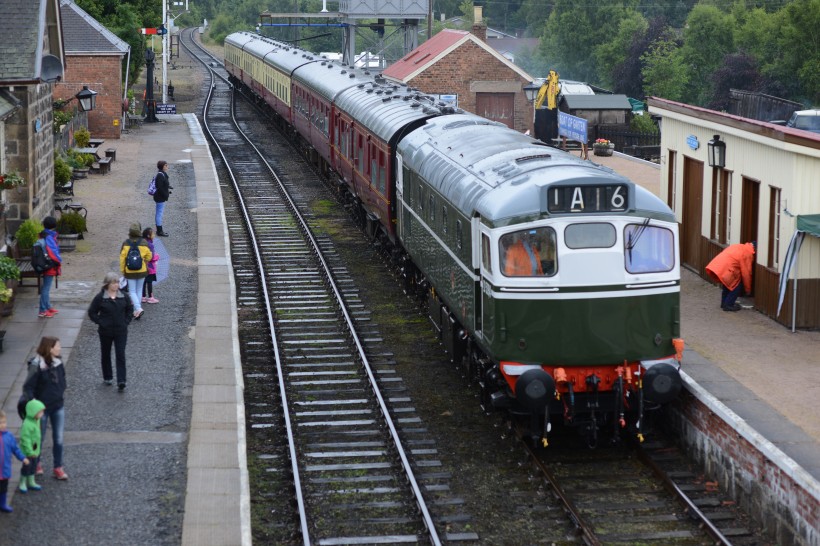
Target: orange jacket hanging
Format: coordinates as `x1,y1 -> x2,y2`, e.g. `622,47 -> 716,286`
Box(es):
705,242 -> 755,293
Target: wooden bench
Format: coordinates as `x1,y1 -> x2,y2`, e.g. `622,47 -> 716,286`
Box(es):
126,113 -> 143,129
7,241 -> 56,294
105,148 -> 116,161
92,156 -> 112,175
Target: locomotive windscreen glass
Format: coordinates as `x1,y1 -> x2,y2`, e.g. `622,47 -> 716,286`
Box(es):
564,223 -> 616,249
500,227 -> 557,276
624,224 -> 675,273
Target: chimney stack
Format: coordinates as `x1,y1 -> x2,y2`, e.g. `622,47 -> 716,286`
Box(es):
472,6 -> 487,42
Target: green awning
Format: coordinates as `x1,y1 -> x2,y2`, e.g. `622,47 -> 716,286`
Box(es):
628,97 -> 645,112
796,214 -> 820,237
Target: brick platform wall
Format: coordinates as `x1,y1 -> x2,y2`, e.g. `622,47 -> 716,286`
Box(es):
669,388 -> 819,545
56,54 -> 124,140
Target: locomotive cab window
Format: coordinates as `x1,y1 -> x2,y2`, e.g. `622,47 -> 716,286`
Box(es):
500,227 -> 556,277
481,233 -> 491,272
565,223 -> 616,249
624,223 -> 675,273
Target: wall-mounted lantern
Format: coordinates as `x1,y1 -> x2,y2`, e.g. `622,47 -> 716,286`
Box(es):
75,86 -> 98,112
523,81 -> 540,103
707,135 -> 726,168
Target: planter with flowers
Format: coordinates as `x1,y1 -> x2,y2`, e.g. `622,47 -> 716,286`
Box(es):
0,256 -> 21,317
592,138 -> 615,156
0,171 -> 26,191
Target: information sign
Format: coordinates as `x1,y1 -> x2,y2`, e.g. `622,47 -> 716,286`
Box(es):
558,111 -> 588,144
156,104 -> 177,114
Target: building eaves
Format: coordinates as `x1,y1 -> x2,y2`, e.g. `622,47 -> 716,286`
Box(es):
0,0 -> 46,83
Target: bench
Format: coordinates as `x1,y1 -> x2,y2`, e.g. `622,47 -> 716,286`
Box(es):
126,113 -> 143,129
92,156 -> 112,175
7,241 -> 56,295
105,148 -> 116,161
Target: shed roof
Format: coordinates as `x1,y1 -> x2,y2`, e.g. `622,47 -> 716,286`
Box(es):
383,29 -> 532,84
60,0 -> 129,55
561,94 -> 632,110
0,0 -> 64,84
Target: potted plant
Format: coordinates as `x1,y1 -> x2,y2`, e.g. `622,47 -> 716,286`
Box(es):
14,218 -> 45,253
593,138 -> 615,156
54,154 -> 73,191
0,171 -> 26,191
56,211 -> 87,250
74,126 -> 91,148
0,256 -> 20,317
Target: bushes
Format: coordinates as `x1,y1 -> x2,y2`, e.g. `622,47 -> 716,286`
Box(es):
74,126 -> 91,147
0,256 -> 21,282
54,154 -> 73,188
56,211 -> 86,235
14,218 -> 44,250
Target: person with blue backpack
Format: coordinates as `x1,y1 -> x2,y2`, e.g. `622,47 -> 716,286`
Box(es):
36,216 -> 62,318
119,223 -> 153,321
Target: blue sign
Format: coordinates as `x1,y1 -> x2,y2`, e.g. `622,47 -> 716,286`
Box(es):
686,135 -> 699,150
558,111 -> 588,143
156,103 -> 176,114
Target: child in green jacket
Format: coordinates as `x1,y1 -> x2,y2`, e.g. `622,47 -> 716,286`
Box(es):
19,399 -> 45,493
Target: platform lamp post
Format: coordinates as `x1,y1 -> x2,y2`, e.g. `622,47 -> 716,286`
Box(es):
144,48 -> 158,123
707,135 -> 726,168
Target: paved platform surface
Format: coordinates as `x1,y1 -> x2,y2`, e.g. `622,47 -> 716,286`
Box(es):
0,120 -> 816,542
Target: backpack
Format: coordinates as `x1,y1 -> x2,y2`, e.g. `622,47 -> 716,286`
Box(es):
147,174 -> 157,196
31,241 -> 56,273
125,240 -> 143,271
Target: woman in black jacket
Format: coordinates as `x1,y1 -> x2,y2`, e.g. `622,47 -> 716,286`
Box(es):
153,160 -> 171,237
88,272 -> 134,391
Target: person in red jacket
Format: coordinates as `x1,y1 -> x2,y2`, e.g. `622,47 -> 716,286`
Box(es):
705,242 -> 756,312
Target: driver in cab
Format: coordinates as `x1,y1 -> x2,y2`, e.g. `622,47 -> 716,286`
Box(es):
504,231 -> 543,276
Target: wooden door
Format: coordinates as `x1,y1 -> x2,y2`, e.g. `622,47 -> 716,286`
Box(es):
476,93 -> 515,129
681,156 -> 704,270
741,176 -> 760,295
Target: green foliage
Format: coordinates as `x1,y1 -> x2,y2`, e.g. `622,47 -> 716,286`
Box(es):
14,219 -> 44,251
0,279 -> 13,303
54,154 -> 73,187
641,39 -> 688,101
56,211 -> 87,235
208,13 -> 248,45
74,126 -> 91,147
0,256 -> 21,282
629,112 -> 658,133
52,108 -> 74,132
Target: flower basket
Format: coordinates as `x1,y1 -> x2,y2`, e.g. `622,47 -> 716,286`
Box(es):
593,142 -> 614,156
0,171 -> 26,190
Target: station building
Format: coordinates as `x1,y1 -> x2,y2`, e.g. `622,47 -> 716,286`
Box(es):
649,97 -> 820,329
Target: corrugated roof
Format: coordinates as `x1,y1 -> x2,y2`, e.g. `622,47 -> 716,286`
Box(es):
0,0 -> 47,82
60,0 -> 129,55
561,94 -> 632,110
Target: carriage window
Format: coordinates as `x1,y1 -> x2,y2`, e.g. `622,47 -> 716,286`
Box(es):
624,224 -> 674,273
481,233 -> 491,272
565,223 -> 616,249
500,227 -> 557,277
418,184 -> 424,211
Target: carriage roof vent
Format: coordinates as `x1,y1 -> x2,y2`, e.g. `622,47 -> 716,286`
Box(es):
382,97 -> 391,102
515,154 -> 553,163
411,103 -> 420,108
357,84 -> 365,88
350,73 -> 356,78
341,70 -> 347,74
366,88 -> 374,93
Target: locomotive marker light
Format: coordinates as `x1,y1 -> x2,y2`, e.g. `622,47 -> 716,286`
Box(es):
707,135 -> 726,168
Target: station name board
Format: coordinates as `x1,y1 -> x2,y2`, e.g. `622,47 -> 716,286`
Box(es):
546,184 -> 629,213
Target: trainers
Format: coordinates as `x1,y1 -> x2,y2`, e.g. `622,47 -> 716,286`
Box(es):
134,309 -> 144,320
36,462 -> 43,476
53,467 -> 68,480
104,379 -> 113,386
141,297 -> 148,303
38,311 -> 52,318
146,297 -> 159,304
118,383 -> 126,391
47,308 -> 59,315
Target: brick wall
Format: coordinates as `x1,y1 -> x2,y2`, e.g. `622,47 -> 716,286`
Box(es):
56,54 -> 124,140
407,41 -> 532,134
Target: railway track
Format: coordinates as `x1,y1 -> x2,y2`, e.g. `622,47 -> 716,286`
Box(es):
516,424 -> 764,545
180,29 -> 477,545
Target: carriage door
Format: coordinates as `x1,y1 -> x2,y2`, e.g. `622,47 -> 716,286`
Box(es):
477,224 -> 494,343
681,156 -> 704,270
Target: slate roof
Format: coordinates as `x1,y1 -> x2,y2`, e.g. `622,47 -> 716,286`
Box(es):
60,0 -> 129,55
383,29 -> 532,83
561,94 -> 632,110
0,0 -> 54,83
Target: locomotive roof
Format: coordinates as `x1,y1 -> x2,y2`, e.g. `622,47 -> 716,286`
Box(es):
336,81 -> 447,142
398,115 -> 675,225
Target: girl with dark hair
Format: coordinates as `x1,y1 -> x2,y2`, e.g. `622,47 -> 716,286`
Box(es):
153,160 -> 171,236
22,336 -> 68,480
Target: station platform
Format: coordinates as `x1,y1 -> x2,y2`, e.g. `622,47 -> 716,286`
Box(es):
0,117 -> 816,543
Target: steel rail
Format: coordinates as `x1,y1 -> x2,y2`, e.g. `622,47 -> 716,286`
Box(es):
183,28 -> 441,545
180,29 -> 311,545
